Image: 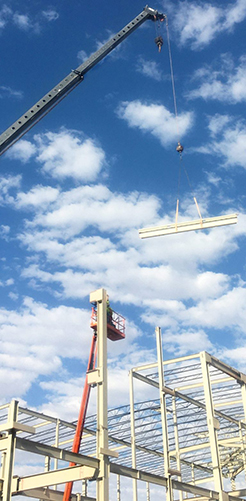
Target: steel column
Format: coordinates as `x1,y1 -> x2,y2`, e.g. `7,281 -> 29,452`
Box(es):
129,368 -> 138,501
1,400 -> 18,501
53,418 -> 60,490
156,327 -> 173,501
117,475 -> 121,501
200,352 -> 224,501
90,288 -> 109,501
172,396 -> 183,501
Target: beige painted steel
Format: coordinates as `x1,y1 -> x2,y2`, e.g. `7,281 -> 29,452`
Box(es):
20,488 -> 95,501
12,466 -> 97,492
0,422 -> 35,434
90,288 -> 109,501
172,396 -> 183,501
2,400 -> 18,501
138,213 -> 238,239
156,327 -> 172,501
198,353 -> 224,500
129,369 -> 138,501
2,331 -> 246,501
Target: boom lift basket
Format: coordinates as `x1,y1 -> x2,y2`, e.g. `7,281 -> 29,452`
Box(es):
90,307 -> 126,341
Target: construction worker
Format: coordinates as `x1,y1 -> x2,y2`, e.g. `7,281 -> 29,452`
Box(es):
107,295 -> 113,325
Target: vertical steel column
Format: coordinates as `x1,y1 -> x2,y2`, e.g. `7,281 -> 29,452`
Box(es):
53,418 -> 60,489
2,400 -> 18,501
146,482 -> 150,501
239,422 -> 246,481
240,381 -> 246,481
241,380 -> 246,424
82,480 -> 88,497
90,288 -> 109,501
117,474 -> 121,501
172,396 -> 183,501
200,352 -> 224,501
191,464 -> 195,484
156,327 -> 172,501
129,369 -> 138,501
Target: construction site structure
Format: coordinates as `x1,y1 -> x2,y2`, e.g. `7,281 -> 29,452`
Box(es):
1,289 -> 246,501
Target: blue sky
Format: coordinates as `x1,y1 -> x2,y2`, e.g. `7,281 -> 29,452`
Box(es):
0,0 -> 246,421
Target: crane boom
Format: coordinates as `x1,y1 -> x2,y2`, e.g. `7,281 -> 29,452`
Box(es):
0,6 -> 164,156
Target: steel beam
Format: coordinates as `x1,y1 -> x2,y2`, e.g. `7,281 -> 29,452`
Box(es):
139,214 -> 237,239
15,437 -> 99,469
132,371 -> 246,428
14,487 -> 95,501
12,465 -> 97,492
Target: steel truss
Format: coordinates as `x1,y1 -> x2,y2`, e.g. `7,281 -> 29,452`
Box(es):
1,306 -> 246,501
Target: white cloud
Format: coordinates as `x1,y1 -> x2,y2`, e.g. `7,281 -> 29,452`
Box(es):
20,184 -> 160,238
180,286 -> 246,333
168,0 -> 246,49
77,50 -> 88,63
0,297 -> 93,402
173,2 -> 222,49
0,6 -> 59,34
0,225 -> 10,240
199,117 -> 246,169
16,186 -> 59,208
117,100 -> 193,147
219,346 -> 246,372
0,86 -> 23,99
7,139 -> 36,163
38,344 -> 157,421
136,58 -> 163,81
35,130 -> 106,181
207,114 -> 231,136
13,13 -> 34,31
0,5 -> 12,29
162,329 -> 213,356
41,10 -> 59,22
187,55 -> 246,103
0,175 -> 22,204
7,130 -> 107,181
223,0 -> 246,30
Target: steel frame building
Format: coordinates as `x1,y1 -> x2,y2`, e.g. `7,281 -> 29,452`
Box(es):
1,289 -> 246,501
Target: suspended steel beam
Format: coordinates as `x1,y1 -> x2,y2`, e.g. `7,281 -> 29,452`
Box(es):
139,214 -> 238,239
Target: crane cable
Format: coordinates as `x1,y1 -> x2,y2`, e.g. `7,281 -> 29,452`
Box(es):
165,17 -> 203,225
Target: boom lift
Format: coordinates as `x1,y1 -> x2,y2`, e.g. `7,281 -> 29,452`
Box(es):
0,6 -> 165,156
63,301 -> 125,501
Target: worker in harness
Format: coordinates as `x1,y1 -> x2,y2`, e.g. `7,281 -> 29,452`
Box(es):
107,295 -> 113,325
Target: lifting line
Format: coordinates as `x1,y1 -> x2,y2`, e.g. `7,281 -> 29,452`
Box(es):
138,19 -> 238,239
165,16 -> 203,228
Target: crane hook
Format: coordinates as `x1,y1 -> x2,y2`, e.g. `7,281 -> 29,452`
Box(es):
176,142 -> 184,155
155,35 -> 163,52
176,142 -> 184,159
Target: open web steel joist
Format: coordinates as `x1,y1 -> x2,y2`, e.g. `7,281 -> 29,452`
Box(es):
1,302 -> 246,501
